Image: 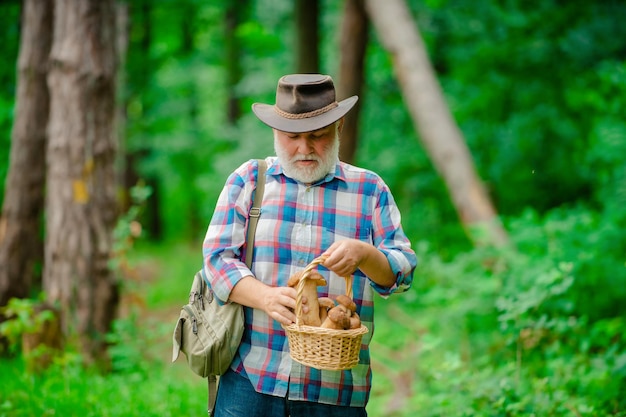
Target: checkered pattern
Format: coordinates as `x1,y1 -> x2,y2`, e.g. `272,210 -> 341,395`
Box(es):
202,157 -> 416,407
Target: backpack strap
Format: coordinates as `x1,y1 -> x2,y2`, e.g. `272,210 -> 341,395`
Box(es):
207,374 -> 217,416
244,159 -> 267,269
207,158 -> 267,416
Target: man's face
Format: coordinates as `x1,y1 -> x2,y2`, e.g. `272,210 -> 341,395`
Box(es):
274,121 -> 341,184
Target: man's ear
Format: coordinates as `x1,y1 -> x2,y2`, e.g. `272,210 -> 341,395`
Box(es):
337,118 -> 345,135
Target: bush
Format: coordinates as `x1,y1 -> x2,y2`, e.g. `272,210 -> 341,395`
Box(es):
369,204 -> 625,416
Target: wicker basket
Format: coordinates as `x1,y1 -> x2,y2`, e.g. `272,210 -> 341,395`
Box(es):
283,256 -> 368,371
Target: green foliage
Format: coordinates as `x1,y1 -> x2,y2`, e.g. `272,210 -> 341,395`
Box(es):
0,0 -> 20,208
418,1 -> 626,215
0,349 -> 206,417
0,296 -> 54,355
510,205 -> 626,320
1,1 -> 625,415
0,239 -> 206,416
370,204 -> 626,416
111,184 -> 152,272
0,0 -> 624,244
129,239 -> 200,308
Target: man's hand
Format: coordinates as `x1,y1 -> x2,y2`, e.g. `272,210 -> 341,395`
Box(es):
229,276 -> 309,326
322,239 -> 396,288
260,286 -> 299,326
322,239 -> 368,278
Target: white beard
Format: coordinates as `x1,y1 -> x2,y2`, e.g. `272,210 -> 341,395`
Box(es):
274,131 -> 340,184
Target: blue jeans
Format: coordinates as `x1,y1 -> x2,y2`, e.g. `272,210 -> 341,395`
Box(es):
213,369 -> 368,417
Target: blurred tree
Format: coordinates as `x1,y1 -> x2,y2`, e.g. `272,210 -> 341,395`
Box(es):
337,0 -> 368,164
0,1 -> 21,206
0,0 -> 52,307
225,0 -> 249,124
45,0 -> 119,367
115,1 -> 129,209
296,0 -> 319,72
124,0 -> 162,240
177,0 -> 204,237
365,0 -> 508,247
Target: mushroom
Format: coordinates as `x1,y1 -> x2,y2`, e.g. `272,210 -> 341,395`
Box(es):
320,306 -> 351,330
348,312 -> 362,329
317,297 -> 335,324
335,295 -> 357,317
287,271 -> 327,326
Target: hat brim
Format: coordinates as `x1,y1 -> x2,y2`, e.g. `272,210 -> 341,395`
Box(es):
252,96 -> 358,133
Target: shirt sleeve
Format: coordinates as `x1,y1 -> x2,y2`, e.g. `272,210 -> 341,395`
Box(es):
368,177 -> 417,297
202,160 -> 258,304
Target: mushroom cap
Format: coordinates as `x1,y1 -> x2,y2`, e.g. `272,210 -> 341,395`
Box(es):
317,297 -> 335,310
327,306 -> 351,329
287,271 -> 327,287
287,272 -> 302,287
349,313 -> 361,329
336,294 -> 357,312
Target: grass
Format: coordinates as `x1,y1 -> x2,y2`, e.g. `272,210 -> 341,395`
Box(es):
0,239 -> 209,416
122,239 -> 202,308
0,355 -> 207,416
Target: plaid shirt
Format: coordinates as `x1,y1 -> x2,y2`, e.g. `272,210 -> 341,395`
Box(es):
202,157 -> 416,407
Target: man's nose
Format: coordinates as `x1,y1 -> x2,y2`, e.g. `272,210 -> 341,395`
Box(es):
295,137 -> 313,154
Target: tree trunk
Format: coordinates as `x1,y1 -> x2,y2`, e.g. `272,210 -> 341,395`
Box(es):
124,0 -> 162,239
45,0 -> 120,366
180,0 -> 203,237
115,2 -> 129,211
295,0 -> 319,73
337,0 -> 368,164
0,0 -> 53,307
364,0 -> 509,247
225,0 -> 248,124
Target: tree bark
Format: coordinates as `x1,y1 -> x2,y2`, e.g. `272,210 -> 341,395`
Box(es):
337,0 -> 368,164
225,0 -> 248,124
364,0 -> 508,247
115,2 -> 129,211
0,0 -> 53,307
45,0 -> 120,366
295,0 -> 319,73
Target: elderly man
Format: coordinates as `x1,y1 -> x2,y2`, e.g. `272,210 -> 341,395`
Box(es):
203,74 -> 417,417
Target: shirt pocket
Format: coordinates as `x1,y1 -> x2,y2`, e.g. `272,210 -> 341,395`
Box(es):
321,217 -> 372,250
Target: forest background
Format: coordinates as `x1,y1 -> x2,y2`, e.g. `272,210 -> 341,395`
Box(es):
0,0 -> 625,416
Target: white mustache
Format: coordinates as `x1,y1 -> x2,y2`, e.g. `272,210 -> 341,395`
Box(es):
293,155 -> 320,162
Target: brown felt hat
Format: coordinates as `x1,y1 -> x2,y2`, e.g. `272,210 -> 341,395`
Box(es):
252,74 -> 358,133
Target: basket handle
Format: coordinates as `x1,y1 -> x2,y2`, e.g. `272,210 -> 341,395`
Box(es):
294,255 -> 353,326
